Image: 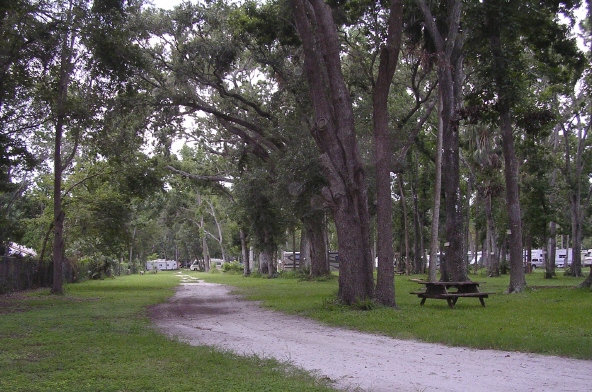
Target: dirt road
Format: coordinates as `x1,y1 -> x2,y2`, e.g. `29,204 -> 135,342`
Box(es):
149,277 -> 590,392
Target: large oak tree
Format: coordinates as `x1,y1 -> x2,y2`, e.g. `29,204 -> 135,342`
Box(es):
291,0 -> 374,304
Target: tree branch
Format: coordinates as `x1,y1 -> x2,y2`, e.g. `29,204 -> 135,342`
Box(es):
165,165 -> 234,183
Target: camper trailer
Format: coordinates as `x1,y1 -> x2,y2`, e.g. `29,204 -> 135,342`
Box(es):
523,249 -> 545,269
280,251 -> 301,270
279,251 -> 340,271
554,249 -> 573,268
145,259 -> 178,271
468,251 -> 482,266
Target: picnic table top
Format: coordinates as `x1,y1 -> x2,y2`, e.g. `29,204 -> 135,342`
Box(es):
415,281 -> 484,286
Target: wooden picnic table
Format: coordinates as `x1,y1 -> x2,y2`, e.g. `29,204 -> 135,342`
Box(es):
410,281 -> 494,309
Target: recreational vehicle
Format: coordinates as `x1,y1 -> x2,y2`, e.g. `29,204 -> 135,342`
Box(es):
524,249 -> 545,269
146,259 -> 178,271
554,249 -> 573,268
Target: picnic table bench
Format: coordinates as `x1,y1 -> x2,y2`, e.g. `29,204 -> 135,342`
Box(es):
410,281 -> 494,309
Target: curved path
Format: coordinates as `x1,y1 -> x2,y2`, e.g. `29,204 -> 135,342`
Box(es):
149,278 -> 590,392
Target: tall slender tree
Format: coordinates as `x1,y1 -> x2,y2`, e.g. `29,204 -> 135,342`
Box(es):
414,0 -> 467,282
372,0 -> 403,306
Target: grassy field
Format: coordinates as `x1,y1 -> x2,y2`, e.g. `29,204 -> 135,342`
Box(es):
1,269 -> 590,392
0,273 -> 334,392
195,268 -> 592,360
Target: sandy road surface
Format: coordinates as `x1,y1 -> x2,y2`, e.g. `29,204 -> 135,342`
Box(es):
149,278 -> 591,392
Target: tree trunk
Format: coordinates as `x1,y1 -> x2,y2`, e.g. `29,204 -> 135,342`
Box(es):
415,0 -> 466,283
269,251 -> 276,277
566,119 -> 588,277
373,0 -> 403,306
259,251 -> 271,275
577,0 -> 592,289
486,193 -> 499,277
291,0 -> 374,304
250,247 -> 256,273
303,212 -> 329,277
440,69 -> 465,282
299,228 -> 311,271
486,0 -> 526,292
569,193 -> 583,276
500,106 -> 526,292
412,175 -> 423,274
464,170 -> 473,272
208,201 -> 227,262
473,230 -> 479,274
525,237 -> 532,274
398,176 -> 411,275
545,125 -> 561,278
428,91 -> 444,283
240,228 -> 250,276
52,4 -> 75,295
200,215 -> 210,272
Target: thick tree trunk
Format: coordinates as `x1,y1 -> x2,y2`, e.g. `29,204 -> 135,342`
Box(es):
332,201 -> 374,303
259,251 -> 271,275
303,211 -> 329,277
440,70 -> 466,282
291,0 -> 374,304
299,228 -> 311,271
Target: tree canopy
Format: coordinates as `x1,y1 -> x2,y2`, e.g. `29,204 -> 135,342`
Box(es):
2,0 -> 592,298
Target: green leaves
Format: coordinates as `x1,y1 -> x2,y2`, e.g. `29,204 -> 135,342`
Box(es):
229,1 -> 300,47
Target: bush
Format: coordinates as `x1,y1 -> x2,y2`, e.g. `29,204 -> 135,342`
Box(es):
209,266 -> 220,274
82,256 -> 116,280
221,261 -> 243,274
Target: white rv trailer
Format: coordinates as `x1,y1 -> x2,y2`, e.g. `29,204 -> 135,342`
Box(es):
145,259 -> 178,271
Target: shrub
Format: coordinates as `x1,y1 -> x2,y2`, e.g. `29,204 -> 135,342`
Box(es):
221,261 -> 243,274
209,267 -> 221,274
83,256 -> 115,280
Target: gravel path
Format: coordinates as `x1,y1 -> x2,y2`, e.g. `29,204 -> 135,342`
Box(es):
149,277 -> 591,392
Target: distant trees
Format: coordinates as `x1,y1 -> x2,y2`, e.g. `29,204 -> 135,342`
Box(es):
465,0 -> 585,290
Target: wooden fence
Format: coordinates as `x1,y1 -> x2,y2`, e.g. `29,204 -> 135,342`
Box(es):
0,256 -> 53,294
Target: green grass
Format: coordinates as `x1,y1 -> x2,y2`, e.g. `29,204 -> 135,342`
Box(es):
0,273 -> 334,392
195,268 -> 592,360
2,269 -> 589,392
